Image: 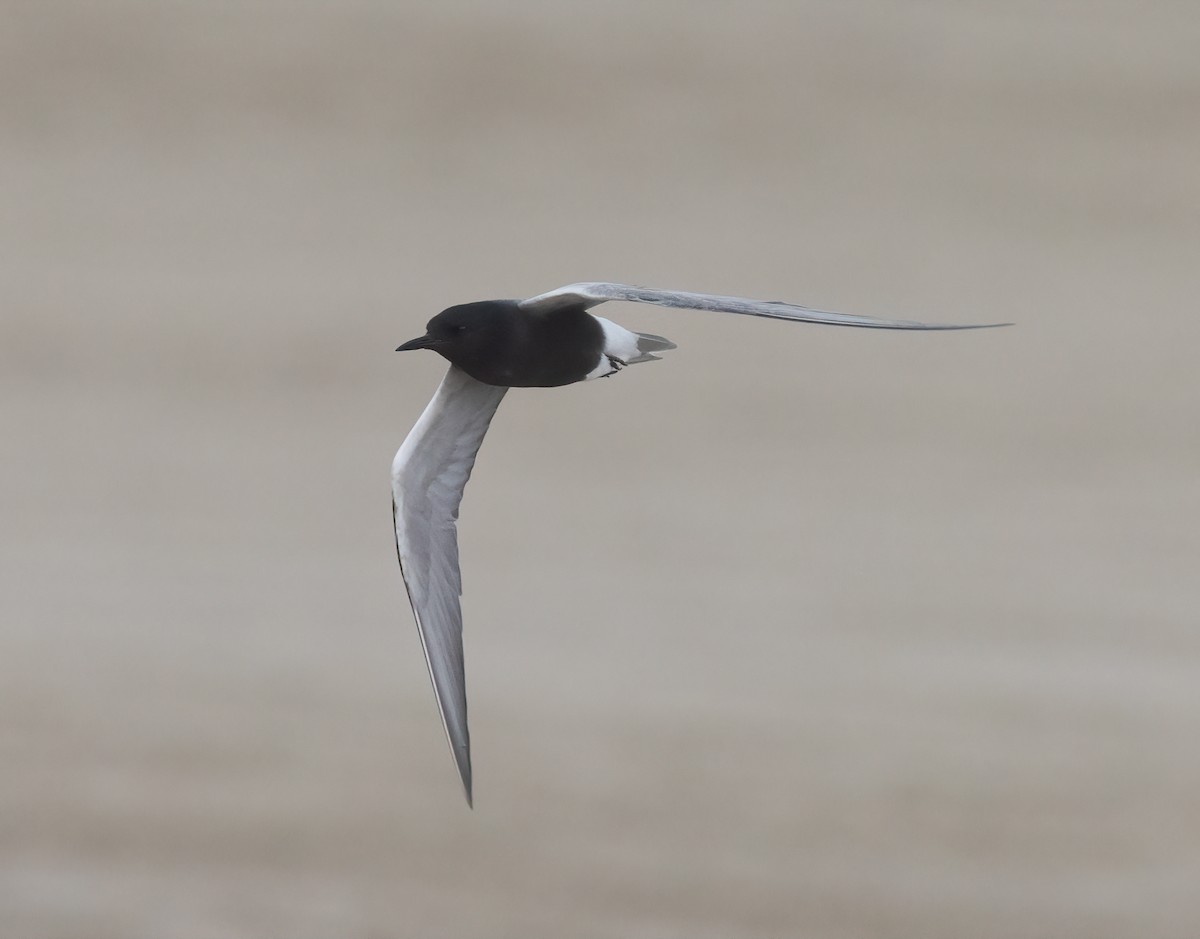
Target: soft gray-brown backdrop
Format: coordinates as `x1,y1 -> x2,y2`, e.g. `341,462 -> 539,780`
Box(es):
3,2 -> 1198,937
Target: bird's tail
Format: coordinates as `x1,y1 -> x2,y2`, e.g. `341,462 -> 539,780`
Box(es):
625,331 -> 677,365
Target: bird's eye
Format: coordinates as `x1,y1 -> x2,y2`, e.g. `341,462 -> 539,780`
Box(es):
453,325 -> 467,333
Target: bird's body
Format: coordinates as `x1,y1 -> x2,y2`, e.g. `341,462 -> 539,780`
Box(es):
391,282 -> 1006,805
395,297 -> 673,387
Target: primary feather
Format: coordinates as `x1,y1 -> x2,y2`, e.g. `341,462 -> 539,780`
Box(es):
521,281 -> 1008,330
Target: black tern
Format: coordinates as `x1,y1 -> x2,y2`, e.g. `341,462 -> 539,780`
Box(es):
392,282 -> 1004,805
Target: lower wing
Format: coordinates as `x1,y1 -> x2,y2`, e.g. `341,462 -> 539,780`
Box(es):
391,365 -> 509,806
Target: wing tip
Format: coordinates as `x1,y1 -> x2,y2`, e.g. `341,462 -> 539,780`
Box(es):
456,749 -> 474,808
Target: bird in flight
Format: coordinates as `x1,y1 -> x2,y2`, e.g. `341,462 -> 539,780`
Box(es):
391,282 -> 1004,805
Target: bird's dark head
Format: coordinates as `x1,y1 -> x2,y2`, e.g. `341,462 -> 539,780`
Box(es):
396,300 -> 518,383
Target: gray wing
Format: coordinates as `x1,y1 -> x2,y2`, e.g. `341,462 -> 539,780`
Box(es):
391,365 -> 508,807
520,282 -> 1008,329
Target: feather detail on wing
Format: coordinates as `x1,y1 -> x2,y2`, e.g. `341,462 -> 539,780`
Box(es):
520,282 -> 1009,330
391,365 -> 508,806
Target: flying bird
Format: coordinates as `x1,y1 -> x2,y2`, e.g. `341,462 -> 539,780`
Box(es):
391,282 -> 1004,805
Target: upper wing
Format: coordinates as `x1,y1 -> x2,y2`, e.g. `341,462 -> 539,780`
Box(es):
520,282 -> 1009,330
391,365 -> 509,807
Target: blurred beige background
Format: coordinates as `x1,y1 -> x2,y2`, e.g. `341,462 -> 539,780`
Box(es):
3,2 -> 1199,937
